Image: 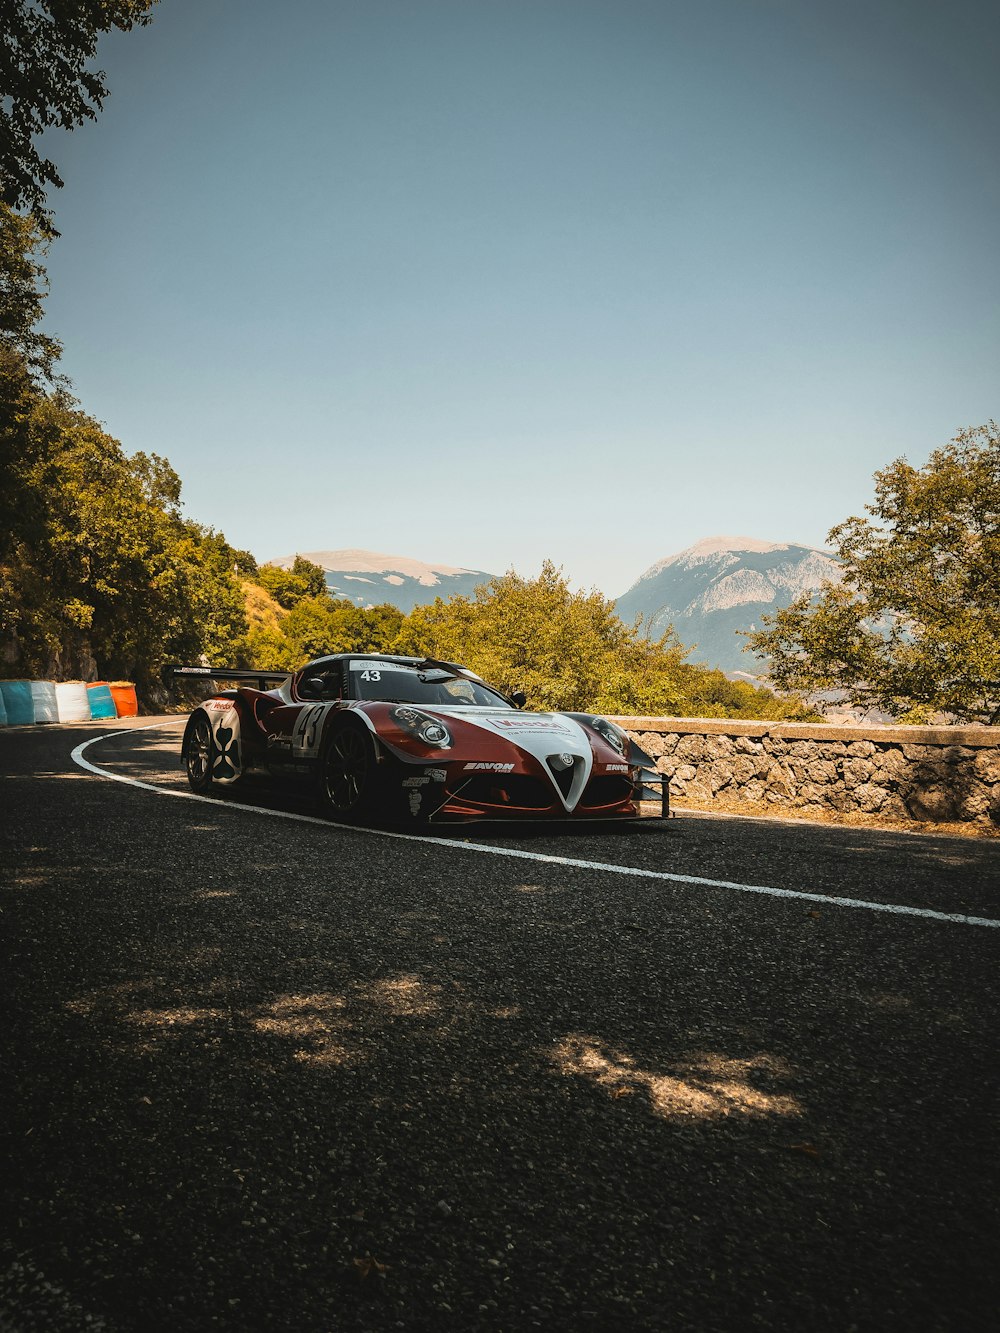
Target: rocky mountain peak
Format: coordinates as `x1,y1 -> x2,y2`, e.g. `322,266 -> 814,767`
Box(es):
617,536 -> 841,675
638,535 -> 804,582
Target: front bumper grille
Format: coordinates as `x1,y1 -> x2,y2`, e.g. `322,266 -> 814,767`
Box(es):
440,771 -> 638,818
451,774 -> 556,811
577,775 -> 635,808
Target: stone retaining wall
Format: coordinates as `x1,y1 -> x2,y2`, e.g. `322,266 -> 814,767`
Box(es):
610,717 -> 1000,826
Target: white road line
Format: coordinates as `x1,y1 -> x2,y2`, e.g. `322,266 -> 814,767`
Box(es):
71,725 -> 1000,931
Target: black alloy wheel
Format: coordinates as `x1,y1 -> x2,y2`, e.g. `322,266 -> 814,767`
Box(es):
321,722 -> 376,820
185,713 -> 215,793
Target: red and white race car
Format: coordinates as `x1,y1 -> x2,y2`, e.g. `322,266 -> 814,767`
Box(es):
169,653 -> 665,825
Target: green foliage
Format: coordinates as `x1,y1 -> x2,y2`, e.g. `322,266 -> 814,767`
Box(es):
279,596 -> 404,663
681,669 -> 820,721
282,596 -> 358,659
256,555 -> 328,609
237,586 -> 406,675
241,623 -> 299,673
0,374 -> 250,685
746,423 -> 1000,723
1,1 -> 157,233
1,201 -> 63,570
0,203 -> 61,380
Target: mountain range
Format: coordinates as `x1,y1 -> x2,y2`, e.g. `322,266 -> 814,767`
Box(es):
268,548 -> 494,615
268,538 -> 841,676
614,537 -> 842,675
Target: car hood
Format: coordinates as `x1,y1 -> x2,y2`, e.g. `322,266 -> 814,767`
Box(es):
425,707 -> 597,811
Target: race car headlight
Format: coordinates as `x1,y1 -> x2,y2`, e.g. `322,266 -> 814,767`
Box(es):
587,715 -> 629,757
392,706 -> 452,749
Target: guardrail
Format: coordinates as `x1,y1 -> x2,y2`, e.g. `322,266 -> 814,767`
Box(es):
611,716 -> 1000,827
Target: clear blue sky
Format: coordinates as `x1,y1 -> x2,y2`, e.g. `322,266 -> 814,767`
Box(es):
42,0 -> 1000,596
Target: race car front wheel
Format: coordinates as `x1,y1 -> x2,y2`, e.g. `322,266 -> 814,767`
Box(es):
320,721 -> 377,821
186,713 -> 215,793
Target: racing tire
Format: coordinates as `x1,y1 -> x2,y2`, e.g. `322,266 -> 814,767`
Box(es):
319,720 -> 378,822
185,712 -> 216,794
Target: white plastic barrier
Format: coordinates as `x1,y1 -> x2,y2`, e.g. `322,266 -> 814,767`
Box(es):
55,680 -> 92,723
30,680 -> 58,723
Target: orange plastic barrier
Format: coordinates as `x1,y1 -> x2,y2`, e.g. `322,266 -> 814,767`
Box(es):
109,681 -> 138,717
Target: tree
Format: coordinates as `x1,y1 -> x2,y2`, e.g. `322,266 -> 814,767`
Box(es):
0,203 -> 64,602
282,596 -> 362,660
395,561 -> 693,714
238,589 -> 406,672
746,423 -> 1000,724
0,384 -> 251,684
681,667 -> 819,722
0,0 -> 156,232
279,596 -> 405,663
256,556 -> 329,609
0,203 -> 61,380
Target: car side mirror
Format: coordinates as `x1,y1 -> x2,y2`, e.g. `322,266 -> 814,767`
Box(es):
509,690 -> 527,709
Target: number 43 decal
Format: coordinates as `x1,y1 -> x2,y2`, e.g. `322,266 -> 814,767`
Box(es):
360,669 -> 381,681
293,704 -> 325,754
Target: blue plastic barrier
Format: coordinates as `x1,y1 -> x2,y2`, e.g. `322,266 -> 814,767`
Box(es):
0,680 -> 35,726
86,683 -> 117,720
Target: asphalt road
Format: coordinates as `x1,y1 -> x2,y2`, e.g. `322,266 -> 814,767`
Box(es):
2,718 -> 999,1332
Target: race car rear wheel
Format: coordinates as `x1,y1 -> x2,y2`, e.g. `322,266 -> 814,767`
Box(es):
186,713 -> 215,793
320,721 -> 377,821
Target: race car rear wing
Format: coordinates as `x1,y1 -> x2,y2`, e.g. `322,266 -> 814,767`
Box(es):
163,664 -> 292,691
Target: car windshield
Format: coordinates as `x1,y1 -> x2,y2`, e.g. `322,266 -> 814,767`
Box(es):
348,660 -> 513,708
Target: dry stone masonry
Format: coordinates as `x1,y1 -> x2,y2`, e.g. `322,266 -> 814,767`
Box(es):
611,718 -> 1000,827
